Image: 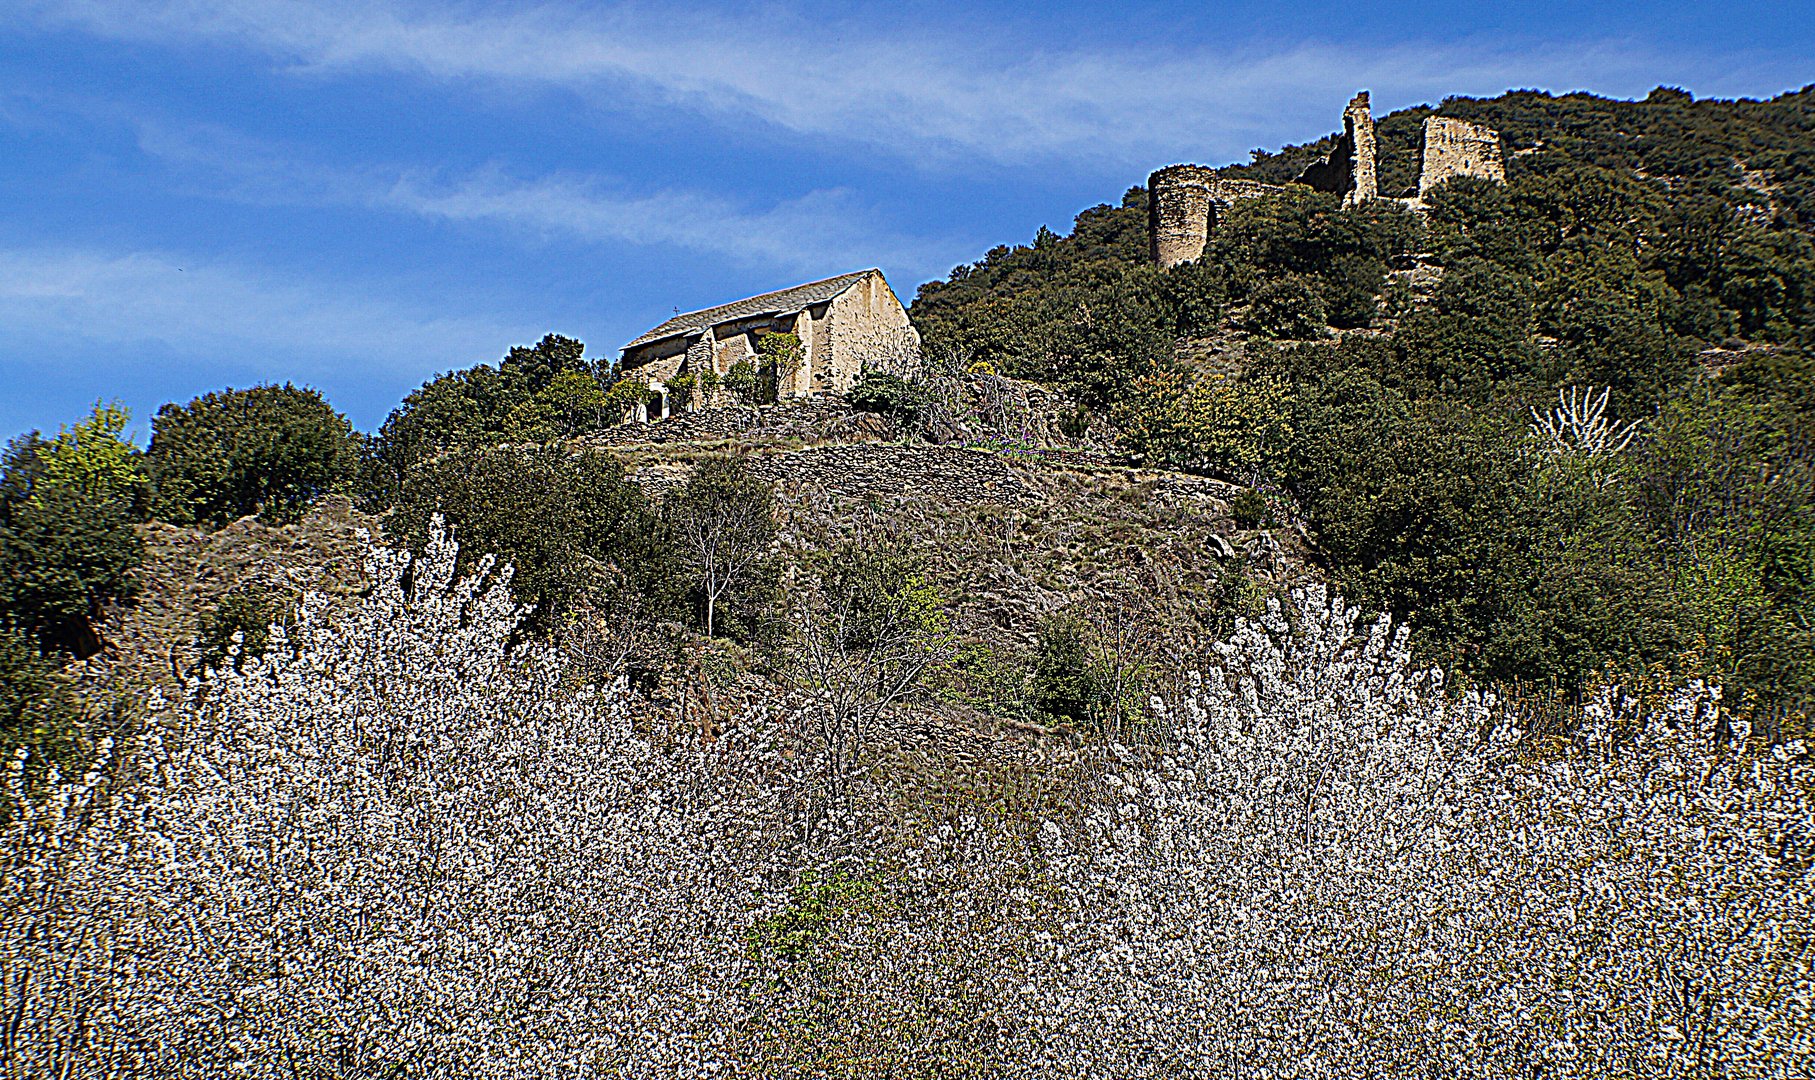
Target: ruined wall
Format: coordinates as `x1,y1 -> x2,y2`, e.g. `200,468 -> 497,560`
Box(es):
1344,92 -> 1378,205
1295,92 -> 1377,205
1418,117 -> 1504,196
1148,167 -> 1291,268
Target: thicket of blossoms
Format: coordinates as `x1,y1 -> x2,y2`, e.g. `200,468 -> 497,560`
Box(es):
4,528 -> 1811,1077
2,522 -> 803,1078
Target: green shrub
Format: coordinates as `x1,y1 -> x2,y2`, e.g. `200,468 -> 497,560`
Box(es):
847,373 -> 926,420
1242,276 -> 1328,340
389,446 -> 671,631
0,622 -> 85,776
148,384 -> 359,527
1032,613 -> 1103,728
1230,489 -> 1271,529
0,415 -> 145,657
195,586 -> 295,671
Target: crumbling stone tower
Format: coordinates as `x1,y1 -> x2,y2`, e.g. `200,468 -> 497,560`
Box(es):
1297,92 -> 1378,207
1418,116 -> 1504,196
1148,164 -> 1219,268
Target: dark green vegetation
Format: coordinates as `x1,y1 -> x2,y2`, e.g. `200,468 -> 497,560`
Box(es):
148,385 -> 361,527
912,86 -> 1815,725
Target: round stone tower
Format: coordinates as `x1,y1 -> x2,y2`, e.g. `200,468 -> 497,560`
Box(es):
1147,164 -> 1219,268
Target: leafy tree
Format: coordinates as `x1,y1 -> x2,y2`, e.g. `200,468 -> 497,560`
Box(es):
0,408 -> 146,657
366,334 -> 602,505
0,623 -> 85,781
1242,275 -> 1327,340
147,384 -> 359,527
664,456 -> 777,639
389,446 -> 670,632
1032,612 -> 1104,728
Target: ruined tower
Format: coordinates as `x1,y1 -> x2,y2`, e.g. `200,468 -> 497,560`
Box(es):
1148,164 -> 1219,268
1297,92 -> 1378,206
1343,92 -> 1378,206
1418,116 -> 1504,197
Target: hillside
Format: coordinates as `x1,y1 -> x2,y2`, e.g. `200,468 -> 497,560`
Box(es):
908,84 -> 1815,726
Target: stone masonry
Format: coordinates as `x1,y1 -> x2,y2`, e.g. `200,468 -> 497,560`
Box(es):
1417,116 -> 1505,197
1148,166 -> 1290,268
1296,92 -> 1378,207
1147,92 -> 1503,266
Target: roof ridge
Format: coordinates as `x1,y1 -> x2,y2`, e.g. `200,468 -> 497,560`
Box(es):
622,269 -> 880,353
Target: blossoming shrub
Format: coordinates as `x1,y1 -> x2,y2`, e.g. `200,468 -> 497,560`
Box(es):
4,532 -> 1810,1077
1020,589 -> 1814,1077
2,522 -> 794,1078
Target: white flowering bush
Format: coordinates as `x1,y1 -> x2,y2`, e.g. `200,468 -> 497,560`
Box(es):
1018,588 -> 1814,1077
5,529 -> 1810,1077
2,522 -> 796,1078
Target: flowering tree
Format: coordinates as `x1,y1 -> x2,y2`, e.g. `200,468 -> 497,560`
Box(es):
2,521 -> 795,1078
4,531 -> 1810,1077
1016,588 -> 1814,1077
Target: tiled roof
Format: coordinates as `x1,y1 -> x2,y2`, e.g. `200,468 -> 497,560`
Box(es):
622,269 -> 878,352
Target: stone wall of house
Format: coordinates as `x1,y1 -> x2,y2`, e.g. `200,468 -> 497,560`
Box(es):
1418,116 -> 1504,196
823,273 -> 918,395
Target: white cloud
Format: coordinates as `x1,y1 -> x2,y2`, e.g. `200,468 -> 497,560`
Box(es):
21,0 -> 1801,169
132,120 -> 963,276
0,245 -> 530,378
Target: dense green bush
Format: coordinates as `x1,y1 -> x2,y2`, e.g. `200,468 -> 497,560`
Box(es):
365,334 -> 606,507
389,446 -> 671,631
148,384 -> 359,527
0,622 -> 86,776
847,373 -> 927,420
0,408 -> 146,657
1031,613 -> 1102,729
1241,276 -> 1328,339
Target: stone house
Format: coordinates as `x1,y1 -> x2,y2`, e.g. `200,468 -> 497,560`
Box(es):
618,268 -> 918,420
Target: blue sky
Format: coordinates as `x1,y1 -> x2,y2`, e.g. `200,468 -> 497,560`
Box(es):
2,1 -> 1812,440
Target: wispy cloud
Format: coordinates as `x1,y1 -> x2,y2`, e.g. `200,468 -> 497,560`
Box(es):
22,0 -> 1797,169
133,120 -> 961,276
0,244 -> 530,378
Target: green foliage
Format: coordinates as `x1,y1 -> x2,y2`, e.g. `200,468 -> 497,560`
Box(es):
30,403 -> 150,513
747,869 -> 881,975
0,623 -> 85,778
1118,369 -> 1295,479
194,586 -> 295,672
389,446 -> 670,631
846,373 -> 928,420
366,334 -> 603,506
820,542 -> 949,650
148,384 -> 359,527
0,414 -> 145,657
1031,613 -> 1104,728
1230,489 -> 1271,529
1241,275 -> 1328,339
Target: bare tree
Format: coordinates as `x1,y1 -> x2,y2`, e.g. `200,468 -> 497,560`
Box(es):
787,533 -> 962,796
664,455 -> 776,638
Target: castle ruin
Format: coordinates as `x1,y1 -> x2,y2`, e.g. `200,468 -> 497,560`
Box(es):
1148,93 -> 1503,268
1417,116 -> 1505,196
